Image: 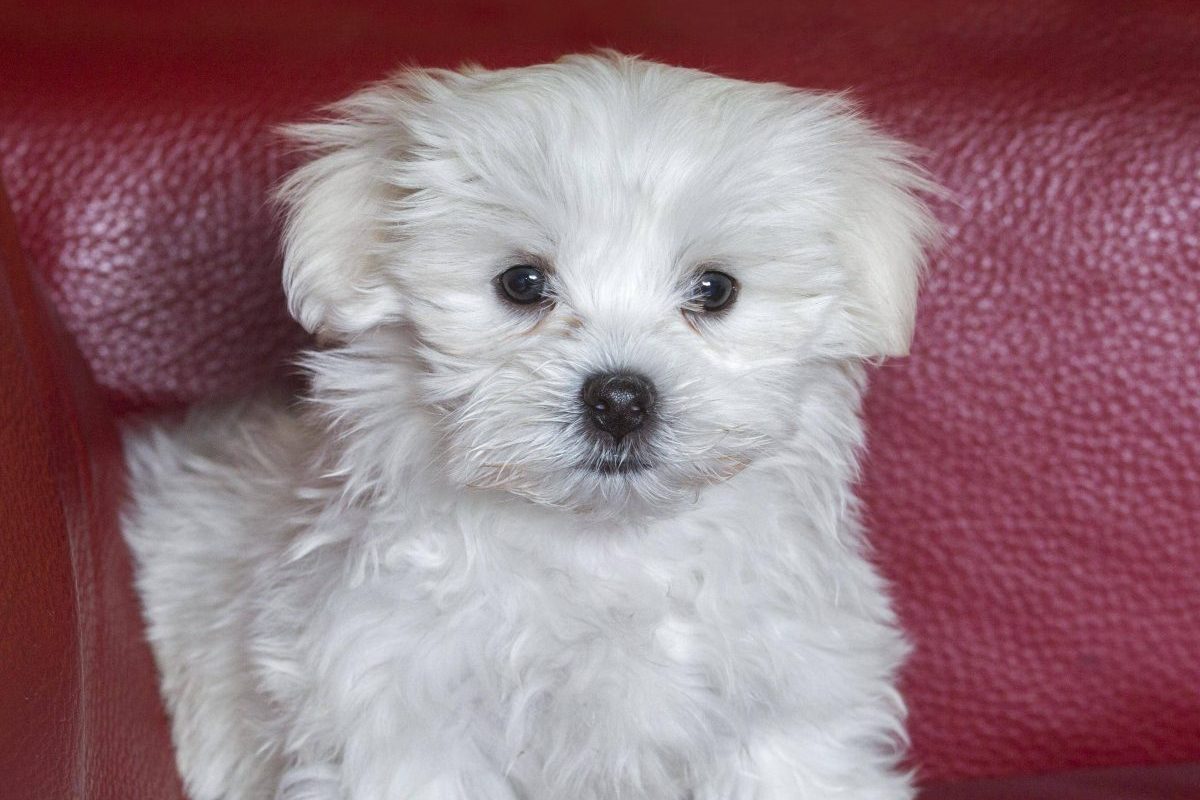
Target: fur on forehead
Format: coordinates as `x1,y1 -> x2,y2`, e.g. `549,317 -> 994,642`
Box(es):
278,51 -> 936,357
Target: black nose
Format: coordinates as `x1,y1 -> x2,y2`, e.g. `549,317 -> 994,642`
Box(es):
581,372 -> 656,442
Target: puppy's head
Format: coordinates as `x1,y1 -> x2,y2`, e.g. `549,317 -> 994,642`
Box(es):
280,53 -> 935,516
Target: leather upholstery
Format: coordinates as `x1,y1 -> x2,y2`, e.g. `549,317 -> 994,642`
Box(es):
922,763 -> 1200,800
0,182 -> 183,800
1,0 -> 1198,791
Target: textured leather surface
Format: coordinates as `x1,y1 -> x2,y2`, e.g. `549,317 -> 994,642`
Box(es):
2,0 -> 1199,787
0,180 -> 183,800
922,763 -> 1200,800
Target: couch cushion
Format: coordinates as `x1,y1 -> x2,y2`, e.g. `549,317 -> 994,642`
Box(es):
1,0 -> 1198,784
921,762 -> 1200,800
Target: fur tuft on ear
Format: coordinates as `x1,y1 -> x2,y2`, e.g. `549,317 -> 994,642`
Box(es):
276,75 -> 449,339
832,111 -> 940,358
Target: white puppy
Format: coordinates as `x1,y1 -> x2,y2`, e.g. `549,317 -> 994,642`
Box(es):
123,52 -> 936,800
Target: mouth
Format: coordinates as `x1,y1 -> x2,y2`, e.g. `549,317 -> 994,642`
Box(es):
580,453 -> 656,475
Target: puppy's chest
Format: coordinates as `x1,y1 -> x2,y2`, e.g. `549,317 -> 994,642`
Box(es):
294,529 -> 810,792
398,538 -> 789,732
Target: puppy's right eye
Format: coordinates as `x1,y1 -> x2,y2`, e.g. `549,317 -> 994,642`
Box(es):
497,265 -> 548,305
686,270 -> 738,314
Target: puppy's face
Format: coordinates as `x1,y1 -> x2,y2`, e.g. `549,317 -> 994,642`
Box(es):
281,54 -> 933,516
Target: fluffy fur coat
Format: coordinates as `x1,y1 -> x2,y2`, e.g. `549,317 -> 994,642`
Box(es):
123,52 -> 935,800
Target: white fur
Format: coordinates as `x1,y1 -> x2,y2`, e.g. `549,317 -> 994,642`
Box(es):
123,52 -> 935,800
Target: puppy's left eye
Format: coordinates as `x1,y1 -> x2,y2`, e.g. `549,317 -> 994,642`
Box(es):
498,265 -> 548,305
688,271 -> 738,313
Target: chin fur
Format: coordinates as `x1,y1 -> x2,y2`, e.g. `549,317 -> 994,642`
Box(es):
122,51 -> 934,800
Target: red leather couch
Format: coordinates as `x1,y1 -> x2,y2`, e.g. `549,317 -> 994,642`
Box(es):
2,2 -> 1198,798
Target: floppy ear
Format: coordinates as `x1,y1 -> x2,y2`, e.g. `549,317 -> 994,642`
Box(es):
276,87 -> 417,339
833,116 -> 939,358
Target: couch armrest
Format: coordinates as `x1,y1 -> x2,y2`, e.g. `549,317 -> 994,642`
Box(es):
0,178 -> 182,800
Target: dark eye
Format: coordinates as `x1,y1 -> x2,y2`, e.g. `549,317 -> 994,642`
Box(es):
498,264 -> 548,305
690,270 -> 738,312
